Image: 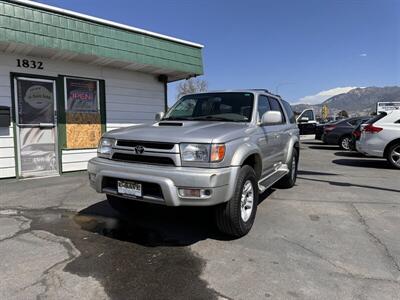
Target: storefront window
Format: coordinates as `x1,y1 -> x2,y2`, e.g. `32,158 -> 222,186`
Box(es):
64,77 -> 102,149
66,78 -> 99,112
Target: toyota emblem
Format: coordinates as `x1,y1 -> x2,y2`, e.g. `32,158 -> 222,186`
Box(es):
134,145 -> 144,154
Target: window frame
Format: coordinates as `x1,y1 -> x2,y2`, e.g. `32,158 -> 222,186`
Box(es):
267,96 -> 287,124
257,95 -> 271,122
64,76 -> 100,113
281,100 -> 296,124
59,75 -> 106,150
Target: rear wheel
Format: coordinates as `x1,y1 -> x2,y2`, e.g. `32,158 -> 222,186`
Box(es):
386,143 -> 400,169
339,135 -> 352,150
275,148 -> 298,188
214,165 -> 258,238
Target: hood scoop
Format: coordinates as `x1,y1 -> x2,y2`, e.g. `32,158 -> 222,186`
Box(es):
158,122 -> 183,127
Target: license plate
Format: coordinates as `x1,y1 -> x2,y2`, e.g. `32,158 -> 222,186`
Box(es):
117,180 -> 142,197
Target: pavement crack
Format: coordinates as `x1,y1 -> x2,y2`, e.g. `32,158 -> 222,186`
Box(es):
281,236 -> 399,284
351,203 -> 400,274
0,214 -> 32,243
281,236 -> 353,275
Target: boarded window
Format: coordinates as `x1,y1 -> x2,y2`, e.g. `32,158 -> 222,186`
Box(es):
65,78 -> 102,149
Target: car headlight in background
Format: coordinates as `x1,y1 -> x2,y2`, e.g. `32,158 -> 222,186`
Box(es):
97,138 -> 115,158
180,143 -> 225,162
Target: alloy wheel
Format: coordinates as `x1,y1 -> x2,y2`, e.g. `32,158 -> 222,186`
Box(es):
240,180 -> 254,222
341,137 -> 350,150
390,146 -> 400,167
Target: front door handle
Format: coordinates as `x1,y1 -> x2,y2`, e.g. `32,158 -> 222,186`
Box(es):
39,123 -> 55,128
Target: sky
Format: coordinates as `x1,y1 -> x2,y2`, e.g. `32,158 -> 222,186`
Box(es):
37,0 -> 400,105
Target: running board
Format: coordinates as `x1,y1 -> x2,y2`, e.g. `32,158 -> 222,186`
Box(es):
258,165 -> 289,193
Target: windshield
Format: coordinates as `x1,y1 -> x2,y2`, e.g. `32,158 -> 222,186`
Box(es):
164,92 -> 254,122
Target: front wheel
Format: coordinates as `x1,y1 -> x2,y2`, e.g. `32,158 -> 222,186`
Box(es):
386,143 -> 400,169
214,165 -> 258,238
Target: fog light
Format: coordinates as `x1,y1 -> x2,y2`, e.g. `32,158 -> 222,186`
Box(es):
178,188 -> 212,198
88,172 -> 96,182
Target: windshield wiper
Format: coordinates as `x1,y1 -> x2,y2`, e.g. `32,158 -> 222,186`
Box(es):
161,116 -> 194,121
193,116 -> 245,122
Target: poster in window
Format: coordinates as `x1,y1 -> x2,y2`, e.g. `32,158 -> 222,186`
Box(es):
66,78 -> 98,112
17,80 -> 54,124
65,78 -> 102,149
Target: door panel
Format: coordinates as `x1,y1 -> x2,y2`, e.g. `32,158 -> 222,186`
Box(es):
257,125 -> 282,176
14,77 -> 58,177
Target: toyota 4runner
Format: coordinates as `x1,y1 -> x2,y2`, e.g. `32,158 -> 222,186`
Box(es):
88,90 -> 300,237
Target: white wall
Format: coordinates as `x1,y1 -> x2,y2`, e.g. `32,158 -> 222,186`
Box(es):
0,52 -> 165,178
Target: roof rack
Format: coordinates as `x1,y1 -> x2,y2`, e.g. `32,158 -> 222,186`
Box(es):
249,89 -> 282,99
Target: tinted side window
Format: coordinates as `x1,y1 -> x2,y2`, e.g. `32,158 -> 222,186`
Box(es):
268,97 -> 286,123
282,100 -> 296,124
257,95 -> 271,120
347,119 -> 359,126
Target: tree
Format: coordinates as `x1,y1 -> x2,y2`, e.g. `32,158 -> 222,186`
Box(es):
176,77 -> 208,100
337,110 -> 349,118
321,105 -> 329,120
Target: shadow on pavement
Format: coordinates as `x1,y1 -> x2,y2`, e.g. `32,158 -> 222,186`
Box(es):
309,145 -> 340,151
298,170 -> 338,176
75,188 -> 277,247
75,200 -> 229,247
332,158 -> 392,169
298,176 -> 400,193
334,151 -> 365,158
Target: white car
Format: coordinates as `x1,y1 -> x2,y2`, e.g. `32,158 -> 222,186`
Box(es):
356,110 -> 400,169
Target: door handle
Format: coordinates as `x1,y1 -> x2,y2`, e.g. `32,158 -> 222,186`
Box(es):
39,123 -> 55,128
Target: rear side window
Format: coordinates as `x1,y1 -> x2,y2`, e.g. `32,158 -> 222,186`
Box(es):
282,100 -> 296,124
268,97 -> 286,123
366,113 -> 387,124
347,119 -> 359,126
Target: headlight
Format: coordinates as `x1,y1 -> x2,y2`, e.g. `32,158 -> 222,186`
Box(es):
180,143 -> 225,162
97,138 -> 115,158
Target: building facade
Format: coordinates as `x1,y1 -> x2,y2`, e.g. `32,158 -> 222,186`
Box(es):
0,0 -> 203,179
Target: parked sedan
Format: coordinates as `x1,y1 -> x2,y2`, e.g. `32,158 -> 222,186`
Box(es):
323,116 -> 371,150
356,111 -> 400,169
315,121 -> 334,140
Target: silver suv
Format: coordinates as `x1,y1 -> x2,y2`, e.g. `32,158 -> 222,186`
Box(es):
88,90 -> 300,237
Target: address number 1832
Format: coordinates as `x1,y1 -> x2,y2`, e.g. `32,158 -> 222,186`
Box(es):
16,59 -> 44,70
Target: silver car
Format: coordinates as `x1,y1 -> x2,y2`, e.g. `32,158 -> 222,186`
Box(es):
356,110 -> 400,169
88,90 -> 300,237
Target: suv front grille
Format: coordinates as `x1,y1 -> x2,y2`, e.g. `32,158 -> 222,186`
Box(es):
112,153 -> 175,166
116,140 -> 175,150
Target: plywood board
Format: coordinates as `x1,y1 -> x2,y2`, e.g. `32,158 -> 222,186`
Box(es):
66,112 -> 101,149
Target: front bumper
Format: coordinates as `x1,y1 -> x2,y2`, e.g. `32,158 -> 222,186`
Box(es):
87,157 -> 240,206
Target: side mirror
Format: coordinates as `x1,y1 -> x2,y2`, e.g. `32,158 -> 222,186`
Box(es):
155,112 -> 165,122
298,117 -> 309,123
261,111 -> 282,125
0,106 -> 11,127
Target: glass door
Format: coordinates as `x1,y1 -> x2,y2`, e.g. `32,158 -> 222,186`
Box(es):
14,77 -> 58,177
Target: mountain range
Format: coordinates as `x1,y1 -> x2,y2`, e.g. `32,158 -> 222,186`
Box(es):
292,86 -> 400,116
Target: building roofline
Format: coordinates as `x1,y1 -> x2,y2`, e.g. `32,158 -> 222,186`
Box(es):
11,0 -> 204,49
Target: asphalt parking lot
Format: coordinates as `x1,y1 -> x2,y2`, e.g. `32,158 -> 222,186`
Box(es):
0,140 -> 399,300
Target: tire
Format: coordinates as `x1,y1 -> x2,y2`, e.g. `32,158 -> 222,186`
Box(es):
386,143 -> 400,169
214,165 -> 258,238
339,135 -> 352,150
275,148 -> 299,189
